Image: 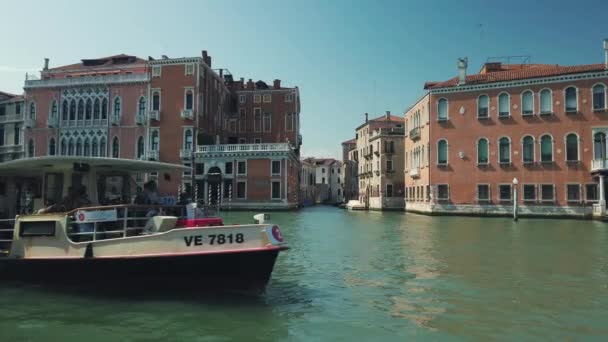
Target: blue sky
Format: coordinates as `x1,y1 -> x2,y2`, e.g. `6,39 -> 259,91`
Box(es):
1,0 -> 608,158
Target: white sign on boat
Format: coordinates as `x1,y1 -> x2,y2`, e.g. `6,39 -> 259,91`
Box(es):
75,209 -> 118,223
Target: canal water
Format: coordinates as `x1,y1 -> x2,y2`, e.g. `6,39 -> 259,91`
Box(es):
1,206 -> 608,341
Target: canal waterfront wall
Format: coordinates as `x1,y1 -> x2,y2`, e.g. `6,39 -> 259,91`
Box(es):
405,202 -> 593,219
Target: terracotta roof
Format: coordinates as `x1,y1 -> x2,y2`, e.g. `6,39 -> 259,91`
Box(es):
341,138 -> 356,145
370,115 -> 404,123
0,91 -> 17,98
47,54 -> 147,72
425,63 -> 606,90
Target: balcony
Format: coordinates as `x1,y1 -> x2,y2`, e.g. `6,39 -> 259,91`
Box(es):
0,145 -> 24,154
146,150 -> 159,161
196,143 -> 293,158
408,167 -> 420,178
149,110 -> 160,121
374,150 -> 380,156
0,113 -> 23,123
24,117 -> 35,128
374,170 -> 380,176
409,127 -> 421,140
47,115 -> 59,128
111,115 -> 121,126
180,109 -> 194,120
180,149 -> 192,160
24,73 -> 150,89
135,114 -> 146,126
592,158 -> 608,172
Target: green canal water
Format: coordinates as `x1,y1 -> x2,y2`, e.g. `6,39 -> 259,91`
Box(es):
1,206 -> 608,341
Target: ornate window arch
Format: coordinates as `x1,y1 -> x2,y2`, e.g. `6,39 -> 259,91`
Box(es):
540,134 -> 554,162
49,138 -> 56,156
498,137 -> 511,164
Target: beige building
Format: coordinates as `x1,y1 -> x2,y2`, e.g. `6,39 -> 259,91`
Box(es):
0,92 -> 25,162
403,94 -> 431,211
355,111 -> 405,210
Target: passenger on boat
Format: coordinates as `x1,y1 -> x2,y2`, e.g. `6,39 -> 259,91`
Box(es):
38,186 -> 91,214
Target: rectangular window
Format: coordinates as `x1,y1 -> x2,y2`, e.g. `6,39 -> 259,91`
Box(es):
541,184 -> 555,202
254,108 -> 262,132
499,184 -> 512,202
437,184 -> 449,200
239,108 -> 246,133
322,177 -> 325,184
185,64 -> 195,75
236,181 -> 246,199
185,91 -> 193,110
182,162 -> 192,177
271,181 -> 281,199
239,95 -> 246,103
285,93 -> 294,102
263,113 -> 271,132
386,160 -> 393,171
195,163 -> 205,175
254,138 -> 261,144
322,168 -> 325,173
386,184 -> 393,197
523,184 -> 536,202
237,161 -> 247,175
225,162 -> 233,175
272,160 -> 281,175
285,113 -> 294,132
16,103 -> 21,115
263,94 -> 272,103
0,105 -> 4,116
477,184 -> 490,201
586,184 -> 598,201
254,94 -> 261,103
567,184 -> 580,202
152,66 -> 161,77
478,96 -> 489,118
239,138 -> 246,144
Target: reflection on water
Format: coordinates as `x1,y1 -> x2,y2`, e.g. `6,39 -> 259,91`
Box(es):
1,207 -> 608,340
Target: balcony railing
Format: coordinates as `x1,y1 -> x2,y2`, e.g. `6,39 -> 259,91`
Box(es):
408,167 -> 420,178
592,158 -> 608,171
149,110 -> 160,121
409,127 -> 421,140
146,150 -> 159,161
0,114 -> 23,123
180,109 -> 194,120
47,115 -> 58,128
111,115 -> 121,126
134,114 -> 145,126
24,73 -> 150,89
374,127 -> 405,136
0,145 -> 24,153
24,118 -> 35,128
196,143 -> 291,154
180,149 -> 193,159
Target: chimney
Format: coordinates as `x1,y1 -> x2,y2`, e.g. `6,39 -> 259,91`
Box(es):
207,55 -> 212,68
247,78 -> 254,90
457,57 -> 468,86
604,39 -> 608,69
385,110 -> 391,119
43,58 -> 49,71
273,79 -> 281,89
365,113 -> 368,123
202,50 -> 208,59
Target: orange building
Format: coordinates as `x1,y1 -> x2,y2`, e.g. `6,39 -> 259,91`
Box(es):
405,44 -> 608,219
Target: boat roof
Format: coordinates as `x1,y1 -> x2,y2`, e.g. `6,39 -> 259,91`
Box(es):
0,156 -> 186,176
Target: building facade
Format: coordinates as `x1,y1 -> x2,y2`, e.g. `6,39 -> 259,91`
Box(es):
403,94 -> 431,210
405,47 -> 608,218
356,111 -> 405,210
299,158 -> 316,206
0,92 -> 25,161
301,158 -> 343,204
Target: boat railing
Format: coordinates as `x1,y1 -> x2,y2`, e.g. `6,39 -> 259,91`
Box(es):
0,219 -> 16,256
64,204 -> 216,243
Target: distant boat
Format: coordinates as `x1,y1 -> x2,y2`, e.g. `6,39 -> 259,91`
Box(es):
346,200 -> 365,211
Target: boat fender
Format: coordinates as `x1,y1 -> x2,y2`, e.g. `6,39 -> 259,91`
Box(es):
84,243 -> 94,259
254,213 -> 270,224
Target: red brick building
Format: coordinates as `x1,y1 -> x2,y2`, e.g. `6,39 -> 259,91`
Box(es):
405,46 -> 608,219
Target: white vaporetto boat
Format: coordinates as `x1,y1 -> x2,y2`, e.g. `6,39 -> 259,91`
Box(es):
0,157 -> 288,293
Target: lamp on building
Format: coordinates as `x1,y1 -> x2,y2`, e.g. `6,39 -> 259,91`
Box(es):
512,177 -> 519,221
458,151 -> 465,159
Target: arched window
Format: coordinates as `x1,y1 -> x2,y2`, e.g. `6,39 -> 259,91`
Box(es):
521,90 -> 534,115
50,101 -> 58,121
29,102 -> 36,120
477,138 -> 488,164
62,100 -> 69,121
477,95 -> 489,118
93,98 -> 100,119
184,129 -> 193,150
566,133 -> 578,161
85,99 -> 92,120
112,136 -> 119,158
101,99 -> 108,119
540,135 -> 553,162
595,132 -> 607,160
99,137 -> 106,157
151,130 -> 159,150
437,139 -> 448,165
437,98 -> 448,121
522,136 -> 534,163
185,90 -> 193,110
76,138 -> 83,156
113,97 -> 121,118
68,138 -> 75,156
498,137 -> 511,164
27,139 -> 34,157
92,137 -> 98,157
138,97 -> 146,117
152,92 -> 160,111
565,87 -> 577,112
60,138 -> 66,155
77,99 -> 84,121
540,89 -> 552,114
137,136 -> 144,158
69,99 -> 76,120
498,93 -> 510,117
49,138 -> 56,156
593,84 -> 606,110
84,138 -> 90,156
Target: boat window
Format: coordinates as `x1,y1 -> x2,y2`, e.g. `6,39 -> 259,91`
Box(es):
44,173 -> 64,206
97,174 -> 131,205
19,221 -> 55,237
